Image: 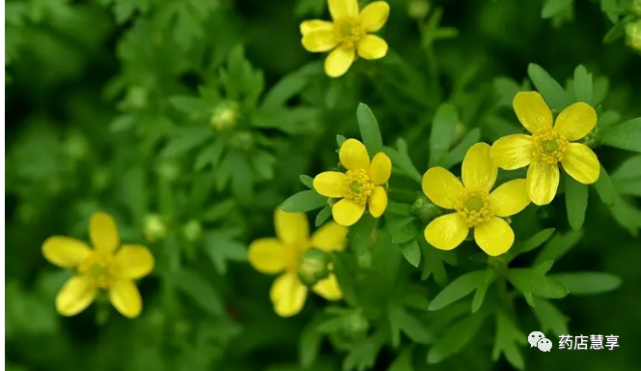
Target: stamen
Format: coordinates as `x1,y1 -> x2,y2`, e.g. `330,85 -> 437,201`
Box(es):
334,19 -> 364,46
342,169 -> 374,205
456,189 -> 494,227
531,129 -> 568,165
78,251 -> 118,288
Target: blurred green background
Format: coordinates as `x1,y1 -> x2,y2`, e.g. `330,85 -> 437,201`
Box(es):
5,0 -> 641,370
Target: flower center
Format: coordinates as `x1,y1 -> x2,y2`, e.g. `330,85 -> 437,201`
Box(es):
456,189 -> 494,227
334,18 -> 364,46
343,169 -> 374,205
532,129 -> 568,165
78,251 -> 118,288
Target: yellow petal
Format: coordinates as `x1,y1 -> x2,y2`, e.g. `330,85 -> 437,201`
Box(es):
300,20 -> 334,36
357,35 -> 388,60
489,179 -> 531,217
474,217 -> 514,256
114,244 -> 154,279
332,198 -> 366,226
311,222 -> 348,252
422,167 -> 464,209
313,274 -> 343,301
325,45 -> 355,78
526,162 -> 560,205
358,1 -> 390,32
339,138 -> 370,170
56,276 -> 97,316
42,237 -> 91,268
368,186 -> 387,217
561,143 -> 600,184
328,0 -> 358,20
490,134 -> 533,170
424,213 -> 469,251
90,212 -> 119,253
369,152 -> 392,184
313,171 -> 346,197
275,208 -> 309,245
462,143 -> 497,192
270,272 -> 308,317
248,238 -> 288,274
109,280 -> 142,318
554,102 -> 597,141
302,29 -> 339,52
513,91 -> 553,134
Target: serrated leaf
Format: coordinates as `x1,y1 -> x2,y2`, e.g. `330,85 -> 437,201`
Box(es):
565,173 -> 588,231
282,190 -> 327,212
507,268 -> 568,300
534,230 -> 583,265
600,117 -> 641,152
357,103 -> 384,156
429,270 -> 485,311
532,297 -> 569,336
549,272 -> 622,295
427,310 -> 489,364
388,303 -> 434,344
429,103 -> 459,167
471,269 -> 496,313
173,270 -> 223,315
528,64 -> 571,111
204,231 -> 247,274
299,318 -> 323,368
399,240 -> 421,267
573,65 -> 592,103
160,126 -> 212,159
520,228 -> 556,254
492,311 -> 526,370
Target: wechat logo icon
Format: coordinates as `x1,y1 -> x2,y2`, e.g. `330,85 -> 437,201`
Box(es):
528,331 -> 552,352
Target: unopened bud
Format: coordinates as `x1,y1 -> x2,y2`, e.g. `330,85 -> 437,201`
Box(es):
411,195 -> 442,222
298,248 -> 331,287
157,162 -> 180,182
182,219 -> 202,243
144,214 -> 167,243
210,101 -> 238,131
345,311 -> 370,336
408,0 -> 430,20
626,20 -> 641,52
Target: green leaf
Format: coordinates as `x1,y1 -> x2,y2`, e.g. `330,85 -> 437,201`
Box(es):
263,62 -> 319,108
429,270 -> 485,311
603,17 -> 633,43
204,231 -> 248,274
349,214 -> 377,255
492,311 -> 526,370
507,268 -> 569,301
471,269 -> 496,313
299,318 -> 323,368
541,0 -> 573,19
573,65 -> 592,103
226,151 -> 254,202
399,240 -> 421,267
600,117 -> 641,152
595,165 -> 617,205
336,134 -> 347,147
387,349 -> 413,371
549,272 -> 622,295
520,228 -> 556,254
443,128 -> 481,169
427,310 -> 489,364
527,64 -> 571,111
420,239 -> 457,285
173,270 -> 223,315
357,103 -> 384,156
332,253 -> 359,307
612,154 -> 641,181
600,0 -> 620,23
388,303 -> 434,344
532,297 -> 569,336
160,126 -> 212,159
565,173 -> 588,231
609,195 -> 641,237
386,201 -> 413,216
282,190 -> 327,212
201,199 -> 236,222
429,103 -> 459,167
384,138 -> 422,183
169,95 -> 211,119
391,219 -> 421,245
315,205 -> 332,227
534,230 -> 583,265
299,175 -> 314,189
194,140 -> 226,171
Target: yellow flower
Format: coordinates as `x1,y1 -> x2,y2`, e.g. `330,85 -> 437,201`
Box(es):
300,0 -> 390,78
422,143 -> 530,256
313,139 -> 391,226
248,209 -> 348,317
42,212 -> 154,318
490,91 -> 600,205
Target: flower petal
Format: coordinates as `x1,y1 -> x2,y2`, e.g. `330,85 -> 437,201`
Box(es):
339,138 -> 370,170
357,35 -> 388,60
270,272 -> 308,317
90,212 -> 119,253
332,198 -> 366,226
329,0 -> 358,20
56,276 -> 97,316
561,143 -> 600,184
422,167 -> 464,209
369,152 -> 392,184
275,208 -> 309,245
311,222 -> 348,252
300,20 -> 334,36
302,29 -> 339,52
325,45 -> 355,78
248,238 -> 287,274
109,280 -> 142,318
462,143 -> 497,192
368,186 -> 387,217
490,134 -> 533,170
42,237 -> 91,268
474,217 -> 514,256
313,274 -> 343,301
358,1 -> 390,32
513,91 -> 553,134
313,171 -> 346,198
489,179 -> 530,217
554,102 -> 597,141
114,244 -> 154,279
424,213 -> 469,251
526,162 -> 560,205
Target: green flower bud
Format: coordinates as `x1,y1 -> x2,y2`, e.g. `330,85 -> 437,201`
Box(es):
124,86 -> 148,110
210,101 -> 239,131
156,161 -> 180,182
408,0 -> 430,20
626,20 -> 641,52
411,194 -> 442,222
182,219 -> 203,243
298,248 -> 332,287
144,214 -> 167,243
344,311 -> 370,336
